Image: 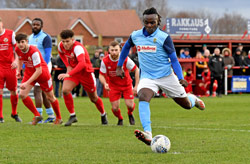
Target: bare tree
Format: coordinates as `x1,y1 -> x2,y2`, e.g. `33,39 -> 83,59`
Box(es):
213,12 -> 247,34
5,0 -> 71,8
5,0 -> 35,8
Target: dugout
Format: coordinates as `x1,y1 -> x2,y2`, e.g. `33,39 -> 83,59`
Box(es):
172,34 -> 250,95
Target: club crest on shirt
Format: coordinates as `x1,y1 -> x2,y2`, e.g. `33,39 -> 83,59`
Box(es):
28,57 -> 32,61
219,58 -> 222,62
137,45 -> 157,53
153,38 -> 157,43
108,66 -> 111,69
36,39 -> 38,42
3,38 -> 8,42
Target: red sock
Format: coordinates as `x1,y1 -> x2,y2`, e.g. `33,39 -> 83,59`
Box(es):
51,99 -> 61,119
0,95 -> 3,118
127,103 -> 135,115
63,93 -> 75,114
22,96 -> 40,116
95,97 -> 105,114
10,94 -> 18,115
213,85 -> 217,92
112,108 -> 123,120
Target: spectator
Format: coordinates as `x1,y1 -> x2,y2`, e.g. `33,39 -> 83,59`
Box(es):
95,53 -> 105,97
237,43 -> 247,57
202,44 -> 207,55
243,50 -> 250,75
180,48 -> 191,59
203,49 -> 211,59
222,48 -> 235,76
208,48 -> 224,97
222,48 -> 235,91
195,51 -> 208,80
184,68 -> 194,94
91,50 -> 100,66
179,48 -> 184,58
233,48 -> 244,75
54,54 -> 66,98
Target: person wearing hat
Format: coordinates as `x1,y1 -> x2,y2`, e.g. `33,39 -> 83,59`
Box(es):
233,48 -> 244,75
237,43 -> 247,57
202,44 -> 207,55
222,48 -> 235,76
180,48 -> 191,59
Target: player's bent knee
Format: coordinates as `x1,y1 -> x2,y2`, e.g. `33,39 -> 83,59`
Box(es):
19,94 -> 27,100
62,90 -> 71,96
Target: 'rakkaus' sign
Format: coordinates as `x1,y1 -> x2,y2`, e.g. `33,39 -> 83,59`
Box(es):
166,18 -> 211,34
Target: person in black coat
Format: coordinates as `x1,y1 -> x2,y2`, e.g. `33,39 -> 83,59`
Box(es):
208,48 -> 224,97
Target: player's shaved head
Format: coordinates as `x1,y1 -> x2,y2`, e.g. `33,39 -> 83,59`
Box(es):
60,29 -> 74,39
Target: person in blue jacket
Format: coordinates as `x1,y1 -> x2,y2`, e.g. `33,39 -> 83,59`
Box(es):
29,18 -> 55,123
116,7 -> 206,146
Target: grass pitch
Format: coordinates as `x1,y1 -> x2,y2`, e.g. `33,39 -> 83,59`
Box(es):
0,95 -> 249,163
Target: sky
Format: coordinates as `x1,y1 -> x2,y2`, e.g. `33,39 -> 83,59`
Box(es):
168,0 -> 250,19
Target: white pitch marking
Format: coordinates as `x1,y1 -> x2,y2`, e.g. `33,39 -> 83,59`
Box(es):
67,123 -> 250,133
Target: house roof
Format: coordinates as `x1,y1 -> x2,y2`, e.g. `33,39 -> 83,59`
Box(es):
0,9 -> 142,37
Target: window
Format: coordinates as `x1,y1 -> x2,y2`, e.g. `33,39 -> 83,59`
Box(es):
115,37 -> 123,43
74,35 -> 83,43
51,37 -> 57,46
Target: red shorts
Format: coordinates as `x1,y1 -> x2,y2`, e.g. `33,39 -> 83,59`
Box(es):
0,68 -> 17,91
64,72 -> 96,93
22,71 -> 53,92
109,85 -> 134,102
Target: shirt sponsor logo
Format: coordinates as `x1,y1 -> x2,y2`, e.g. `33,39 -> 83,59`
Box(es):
0,44 -> 8,50
4,38 -> 8,42
137,45 -> 157,52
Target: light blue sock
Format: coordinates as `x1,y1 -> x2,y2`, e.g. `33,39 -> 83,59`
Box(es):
139,101 -> 152,132
46,107 -> 54,116
187,94 -> 196,108
37,108 -> 43,116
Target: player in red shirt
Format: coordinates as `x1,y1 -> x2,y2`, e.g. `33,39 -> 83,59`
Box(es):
15,33 -> 62,125
57,29 -> 108,126
184,68 -> 194,94
201,67 -> 217,97
99,41 -> 139,125
0,17 -> 21,123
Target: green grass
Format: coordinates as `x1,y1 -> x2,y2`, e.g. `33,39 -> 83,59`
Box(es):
0,95 -> 250,163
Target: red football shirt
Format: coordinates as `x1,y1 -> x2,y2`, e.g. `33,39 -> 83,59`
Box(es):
0,29 -> 16,69
15,45 -> 49,77
100,55 -> 136,89
58,41 -> 93,76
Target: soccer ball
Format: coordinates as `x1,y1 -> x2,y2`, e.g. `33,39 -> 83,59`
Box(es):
150,135 -> 171,153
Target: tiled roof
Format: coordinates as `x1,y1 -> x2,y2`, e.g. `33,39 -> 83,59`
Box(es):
0,9 -> 142,37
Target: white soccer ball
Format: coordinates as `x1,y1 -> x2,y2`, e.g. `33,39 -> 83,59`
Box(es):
150,135 -> 171,153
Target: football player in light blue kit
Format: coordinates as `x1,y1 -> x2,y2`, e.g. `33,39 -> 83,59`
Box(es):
116,7 -> 205,146
29,18 -> 55,123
